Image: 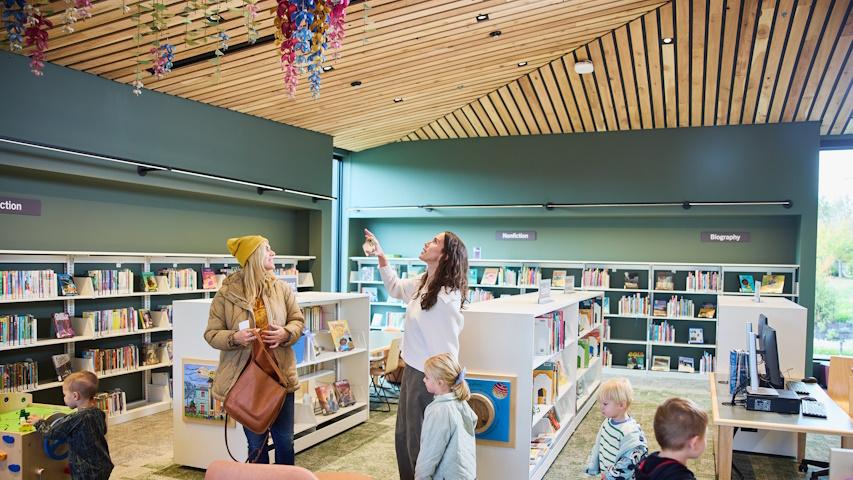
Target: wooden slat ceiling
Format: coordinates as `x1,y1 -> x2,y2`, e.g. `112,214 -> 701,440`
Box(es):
4,0 -> 850,150
403,0 -> 853,144
5,0 -> 669,151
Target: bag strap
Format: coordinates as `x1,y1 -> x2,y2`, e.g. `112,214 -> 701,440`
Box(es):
252,330 -> 288,386
638,457 -> 682,475
224,413 -> 270,464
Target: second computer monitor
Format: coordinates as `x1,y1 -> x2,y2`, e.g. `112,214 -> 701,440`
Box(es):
761,324 -> 785,389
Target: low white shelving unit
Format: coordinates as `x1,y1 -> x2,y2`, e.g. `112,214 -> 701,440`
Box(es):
459,291 -> 604,480
171,292 -> 369,468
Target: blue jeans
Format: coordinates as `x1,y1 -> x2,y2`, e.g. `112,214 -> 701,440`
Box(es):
244,393 -> 295,464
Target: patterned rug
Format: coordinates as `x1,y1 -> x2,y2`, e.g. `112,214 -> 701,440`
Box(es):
107,375 -> 838,479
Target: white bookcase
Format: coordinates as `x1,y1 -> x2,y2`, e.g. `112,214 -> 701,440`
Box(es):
350,256 -> 799,377
459,291 -> 604,480
171,292 -> 369,468
0,250 -> 314,426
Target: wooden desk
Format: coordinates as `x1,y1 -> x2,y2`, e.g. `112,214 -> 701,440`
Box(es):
710,373 -> 853,480
369,330 -> 402,356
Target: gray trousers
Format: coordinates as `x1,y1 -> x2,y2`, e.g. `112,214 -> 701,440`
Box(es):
395,365 -> 434,480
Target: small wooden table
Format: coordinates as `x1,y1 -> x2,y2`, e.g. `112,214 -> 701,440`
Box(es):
709,373 -> 853,480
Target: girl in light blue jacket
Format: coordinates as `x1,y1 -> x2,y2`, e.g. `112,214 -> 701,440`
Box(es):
414,353 -> 478,480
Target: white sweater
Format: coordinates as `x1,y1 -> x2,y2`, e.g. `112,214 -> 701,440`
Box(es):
379,265 -> 464,372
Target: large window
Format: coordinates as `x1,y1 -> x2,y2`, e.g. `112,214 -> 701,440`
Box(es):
815,149 -> 853,357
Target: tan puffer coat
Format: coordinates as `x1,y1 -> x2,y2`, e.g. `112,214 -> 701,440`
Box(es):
204,271 -> 305,401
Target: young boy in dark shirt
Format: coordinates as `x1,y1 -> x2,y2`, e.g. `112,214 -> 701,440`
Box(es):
637,397 -> 708,480
28,371 -> 114,480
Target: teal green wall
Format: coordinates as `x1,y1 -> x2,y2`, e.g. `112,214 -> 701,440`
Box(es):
346,123 -> 820,369
0,165 -> 306,253
0,52 -> 332,196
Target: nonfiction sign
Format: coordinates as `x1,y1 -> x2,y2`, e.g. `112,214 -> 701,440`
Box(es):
0,196 -> 41,216
496,231 -> 537,241
700,231 -> 751,243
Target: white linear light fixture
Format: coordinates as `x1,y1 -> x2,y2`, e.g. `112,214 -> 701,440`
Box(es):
0,136 -> 335,201
349,200 -> 793,212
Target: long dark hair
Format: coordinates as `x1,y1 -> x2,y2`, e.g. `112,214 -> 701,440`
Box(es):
417,231 -> 469,310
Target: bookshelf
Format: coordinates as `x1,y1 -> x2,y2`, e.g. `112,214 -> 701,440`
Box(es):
172,292 -> 369,467
349,256 -> 799,376
0,250 -> 315,426
458,291 -> 604,480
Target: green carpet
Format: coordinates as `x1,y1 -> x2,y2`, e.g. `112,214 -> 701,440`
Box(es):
109,375 -> 839,479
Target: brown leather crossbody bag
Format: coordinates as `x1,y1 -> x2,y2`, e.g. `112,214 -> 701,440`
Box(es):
224,330 -> 288,434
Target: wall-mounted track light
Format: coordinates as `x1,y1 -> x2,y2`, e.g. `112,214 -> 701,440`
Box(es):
349,200 -> 793,213
0,135 -> 335,202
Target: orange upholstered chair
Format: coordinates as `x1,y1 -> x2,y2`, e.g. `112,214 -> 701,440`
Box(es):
204,460 -> 374,480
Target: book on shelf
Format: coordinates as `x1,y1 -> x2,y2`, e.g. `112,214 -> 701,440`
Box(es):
88,269 -> 134,295
738,275 -> 755,293
602,297 -> 610,314
655,272 -> 674,291
370,313 -> 385,329
386,312 -> 406,330
53,312 -> 75,339
334,379 -> 356,407
361,287 -> 379,302
137,309 -> 154,329
627,351 -> 645,370
96,389 -> 127,417
623,272 -> 640,290
652,299 -> 667,317
618,293 -> 649,315
729,350 -> 748,394
1,269 -> 58,301
315,384 -> 339,415
57,273 -> 78,296
545,409 -> 560,430
160,339 -> 173,362
551,270 -> 566,288
686,270 -> 720,291
52,353 -> 72,381
688,328 -> 704,344
0,359 -> 38,392
142,343 -> 160,366
582,268 -> 610,288
760,274 -> 785,293
0,314 -> 37,346
648,321 -> 675,343
327,320 -> 355,352
697,303 -> 716,319
533,362 -> 557,405
677,356 -> 695,373
142,272 -> 158,292
699,352 -> 715,374
665,295 -> 694,318
651,355 -> 670,372
201,268 -> 217,289
359,267 -> 375,282
467,268 -> 478,285
302,305 -> 326,332
481,267 -> 500,286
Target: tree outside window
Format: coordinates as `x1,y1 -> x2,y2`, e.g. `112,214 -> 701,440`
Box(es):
814,149 -> 853,357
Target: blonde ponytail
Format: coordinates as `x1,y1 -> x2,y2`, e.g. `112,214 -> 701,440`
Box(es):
424,353 -> 470,402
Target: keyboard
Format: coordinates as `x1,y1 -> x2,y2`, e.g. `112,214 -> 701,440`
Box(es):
801,400 -> 827,418
787,381 -> 810,395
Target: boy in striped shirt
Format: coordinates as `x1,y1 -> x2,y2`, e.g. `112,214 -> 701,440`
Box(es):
585,378 -> 648,480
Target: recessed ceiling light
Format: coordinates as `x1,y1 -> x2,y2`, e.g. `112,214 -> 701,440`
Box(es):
322,65 -> 334,72
661,37 -> 673,45
476,13 -> 489,22
574,60 -> 594,74
517,61 -> 528,67
489,30 -> 501,38
393,97 -> 403,103
350,80 -> 362,87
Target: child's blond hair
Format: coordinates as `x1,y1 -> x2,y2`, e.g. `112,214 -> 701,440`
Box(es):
654,397 -> 708,450
64,371 -> 99,400
598,377 -> 633,408
424,353 -> 470,401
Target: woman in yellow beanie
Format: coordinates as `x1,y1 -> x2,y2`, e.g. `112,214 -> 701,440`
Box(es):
204,235 -> 305,464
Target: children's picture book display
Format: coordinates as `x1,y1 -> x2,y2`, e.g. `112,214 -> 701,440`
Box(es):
760,274 -> 785,293
655,272 -> 674,291
688,328 -> 704,344
53,312 -> 75,338
623,272 -> 640,289
738,275 -> 755,293
327,320 -> 354,352
201,268 -> 216,289
677,356 -> 695,373
551,270 -> 566,288
626,351 -> 644,370
57,273 -> 78,296
334,379 -> 355,407
142,272 -> 157,292
361,287 -> 378,302
52,353 -> 72,380
182,358 -> 227,424
697,303 -> 716,319
651,355 -> 670,372
315,384 -> 339,414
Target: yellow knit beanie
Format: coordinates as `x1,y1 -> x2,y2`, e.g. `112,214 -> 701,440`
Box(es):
226,235 -> 268,267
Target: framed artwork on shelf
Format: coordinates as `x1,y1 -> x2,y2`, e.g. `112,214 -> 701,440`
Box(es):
688,328 -> 704,344
466,372 -> 516,448
651,355 -> 671,372
181,358 -> 231,426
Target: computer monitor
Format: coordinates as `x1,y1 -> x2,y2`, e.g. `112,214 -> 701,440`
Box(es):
761,325 -> 785,389
757,314 -> 768,352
